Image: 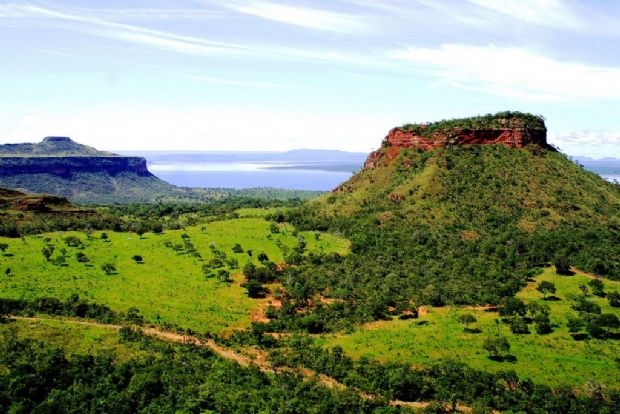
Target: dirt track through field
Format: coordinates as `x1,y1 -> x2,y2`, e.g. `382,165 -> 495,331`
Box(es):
8,315 -> 477,411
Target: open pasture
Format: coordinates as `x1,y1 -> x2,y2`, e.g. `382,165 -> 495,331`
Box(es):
321,268 -> 620,387
0,214 -> 349,334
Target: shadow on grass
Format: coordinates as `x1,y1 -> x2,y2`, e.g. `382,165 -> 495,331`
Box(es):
488,355 -> 517,363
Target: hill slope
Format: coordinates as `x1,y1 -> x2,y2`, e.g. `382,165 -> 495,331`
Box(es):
272,112 -> 619,328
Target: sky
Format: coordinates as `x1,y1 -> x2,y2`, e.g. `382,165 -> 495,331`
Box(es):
1,0 -> 619,157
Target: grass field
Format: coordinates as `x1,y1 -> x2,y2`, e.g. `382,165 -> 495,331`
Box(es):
0,212 -> 349,334
0,318 -> 147,361
320,268 -> 620,388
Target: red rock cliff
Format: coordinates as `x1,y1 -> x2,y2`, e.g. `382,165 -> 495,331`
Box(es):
364,117 -> 548,169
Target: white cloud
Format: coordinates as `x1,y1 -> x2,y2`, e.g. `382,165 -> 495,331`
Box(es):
0,108 -> 392,152
222,0 -> 372,34
467,0 -> 583,29
0,4 -> 379,66
388,44 -> 620,101
549,130 -> 620,158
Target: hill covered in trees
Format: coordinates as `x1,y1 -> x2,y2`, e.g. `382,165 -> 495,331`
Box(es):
266,112 -> 619,330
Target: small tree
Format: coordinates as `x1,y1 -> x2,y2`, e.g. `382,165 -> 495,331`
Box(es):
64,236 -> 83,248
509,317 -> 530,334
102,262 -> 116,275
0,243 -> 9,255
607,291 -> 620,308
588,279 -> 605,297
42,245 -> 55,261
242,280 -> 267,298
536,281 -> 556,299
257,253 -> 269,263
458,313 -> 477,331
499,297 -> 526,319
566,314 -> 584,336
75,252 -> 89,263
232,243 -> 244,253
217,269 -> 231,283
534,313 -> 552,334
483,336 -> 510,360
554,256 -> 572,275
132,255 -> 144,264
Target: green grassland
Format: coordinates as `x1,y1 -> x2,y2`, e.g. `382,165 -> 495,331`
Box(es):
0,318 -> 147,361
0,212 -> 349,334
320,267 -> 620,388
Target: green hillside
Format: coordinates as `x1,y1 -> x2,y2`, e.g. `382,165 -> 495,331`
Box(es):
265,114 -> 619,331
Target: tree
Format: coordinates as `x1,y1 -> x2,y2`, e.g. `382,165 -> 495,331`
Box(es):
572,296 -> 601,314
132,255 -> 144,264
527,301 -> 549,319
458,313 -> 477,331
554,257 -> 572,275
608,291 -> 620,308
499,297 -> 526,318
0,243 -> 8,255
483,336 -> 510,360
509,317 -> 530,334
76,252 -> 90,263
242,280 -> 267,298
42,245 -> 55,261
125,307 -> 145,325
232,243 -> 244,253
52,255 -> 67,267
243,262 -> 257,280
258,253 -> 269,263
102,262 -> 116,275
217,269 -> 231,283
534,313 -> 552,334
588,279 -> 605,297
566,314 -> 584,336
536,281 -> 556,299
63,236 -> 83,248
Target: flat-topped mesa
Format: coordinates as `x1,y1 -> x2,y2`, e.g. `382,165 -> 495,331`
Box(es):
0,137 -> 152,178
364,112 -> 549,169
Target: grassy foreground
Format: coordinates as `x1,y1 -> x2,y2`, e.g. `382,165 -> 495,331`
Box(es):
320,268 -> 620,388
0,212 -> 349,334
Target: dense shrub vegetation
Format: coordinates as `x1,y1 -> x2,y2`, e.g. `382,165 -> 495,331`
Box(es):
400,111 -> 546,135
262,145 -> 620,331
0,332 -> 390,414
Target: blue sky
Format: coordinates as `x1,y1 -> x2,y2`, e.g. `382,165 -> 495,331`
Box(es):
1,0 -> 619,157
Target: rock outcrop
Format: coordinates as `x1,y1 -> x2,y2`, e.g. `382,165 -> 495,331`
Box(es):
0,137 -> 178,203
0,157 -> 152,178
363,113 -> 549,169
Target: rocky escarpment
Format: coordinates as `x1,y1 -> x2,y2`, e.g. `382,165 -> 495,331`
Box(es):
0,137 -> 179,203
0,157 -> 153,178
364,112 -> 549,169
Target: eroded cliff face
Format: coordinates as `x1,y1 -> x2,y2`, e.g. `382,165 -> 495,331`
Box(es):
0,157 -> 153,178
364,119 -> 548,169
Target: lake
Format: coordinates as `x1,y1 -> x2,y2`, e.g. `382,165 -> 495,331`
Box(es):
149,162 -> 356,191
